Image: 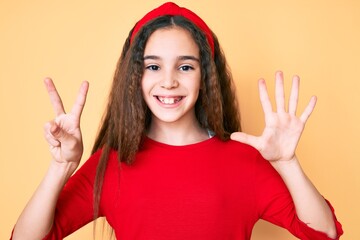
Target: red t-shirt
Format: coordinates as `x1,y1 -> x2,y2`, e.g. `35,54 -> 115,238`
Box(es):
21,137 -> 344,239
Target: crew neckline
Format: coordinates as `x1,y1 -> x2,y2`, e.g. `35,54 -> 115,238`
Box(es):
144,135 -> 219,150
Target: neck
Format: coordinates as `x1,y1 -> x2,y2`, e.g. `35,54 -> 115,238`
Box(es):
147,117 -> 209,146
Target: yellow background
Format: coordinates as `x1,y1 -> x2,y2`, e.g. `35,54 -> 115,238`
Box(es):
1,0 -> 358,239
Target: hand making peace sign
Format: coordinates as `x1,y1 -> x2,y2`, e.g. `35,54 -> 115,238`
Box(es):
231,71 -> 317,162
43,78 -> 89,167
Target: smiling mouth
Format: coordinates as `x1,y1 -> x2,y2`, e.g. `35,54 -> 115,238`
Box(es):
156,96 -> 184,104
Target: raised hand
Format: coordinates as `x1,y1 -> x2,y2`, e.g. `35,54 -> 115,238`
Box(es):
43,78 -> 89,167
12,79 -> 89,240
231,71 -> 317,162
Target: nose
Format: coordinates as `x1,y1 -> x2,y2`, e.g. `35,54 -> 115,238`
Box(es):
160,69 -> 179,89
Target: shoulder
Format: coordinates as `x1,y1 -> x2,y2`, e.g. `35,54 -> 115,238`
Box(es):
74,148 -> 120,176
214,137 -> 261,159
216,138 -> 278,174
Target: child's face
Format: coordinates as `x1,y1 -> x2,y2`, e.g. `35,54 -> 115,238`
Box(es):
141,26 -> 201,125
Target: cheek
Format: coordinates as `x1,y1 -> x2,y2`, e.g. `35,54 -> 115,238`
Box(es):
141,72 -> 155,89
193,74 -> 202,92
141,78 -> 154,103
140,80 -> 148,101
141,76 -> 149,93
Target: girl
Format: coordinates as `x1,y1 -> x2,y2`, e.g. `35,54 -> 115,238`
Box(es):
12,2 -> 343,239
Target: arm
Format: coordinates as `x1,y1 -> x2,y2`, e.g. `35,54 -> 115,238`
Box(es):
231,71 -> 338,238
12,78 -> 89,240
271,156 -> 337,237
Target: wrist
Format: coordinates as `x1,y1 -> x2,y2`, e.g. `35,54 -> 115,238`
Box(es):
270,156 -> 302,176
48,159 -> 78,185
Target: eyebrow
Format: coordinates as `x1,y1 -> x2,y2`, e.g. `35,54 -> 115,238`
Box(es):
143,55 -> 200,62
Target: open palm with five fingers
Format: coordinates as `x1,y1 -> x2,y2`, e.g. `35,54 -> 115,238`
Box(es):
231,71 -> 317,162
43,78 -> 89,168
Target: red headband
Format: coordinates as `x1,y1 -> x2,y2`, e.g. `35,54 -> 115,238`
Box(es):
130,2 -> 215,56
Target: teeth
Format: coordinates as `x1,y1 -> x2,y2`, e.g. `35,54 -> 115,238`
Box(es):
158,96 -> 182,104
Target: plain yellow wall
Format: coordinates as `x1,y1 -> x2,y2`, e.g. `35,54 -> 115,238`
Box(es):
1,0 -> 358,239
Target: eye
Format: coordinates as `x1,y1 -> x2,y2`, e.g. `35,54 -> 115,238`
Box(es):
146,65 -> 160,71
179,65 -> 194,71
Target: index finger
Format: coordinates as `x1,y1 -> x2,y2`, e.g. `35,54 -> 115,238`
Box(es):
70,81 -> 89,119
44,78 -> 65,116
258,78 -> 273,115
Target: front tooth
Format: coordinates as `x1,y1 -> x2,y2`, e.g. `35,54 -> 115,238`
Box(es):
164,98 -> 175,104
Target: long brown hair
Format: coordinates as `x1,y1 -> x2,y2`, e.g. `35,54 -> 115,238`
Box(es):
91,15 -> 241,223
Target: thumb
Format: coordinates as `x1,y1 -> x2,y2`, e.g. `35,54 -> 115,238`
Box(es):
230,132 -> 260,150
